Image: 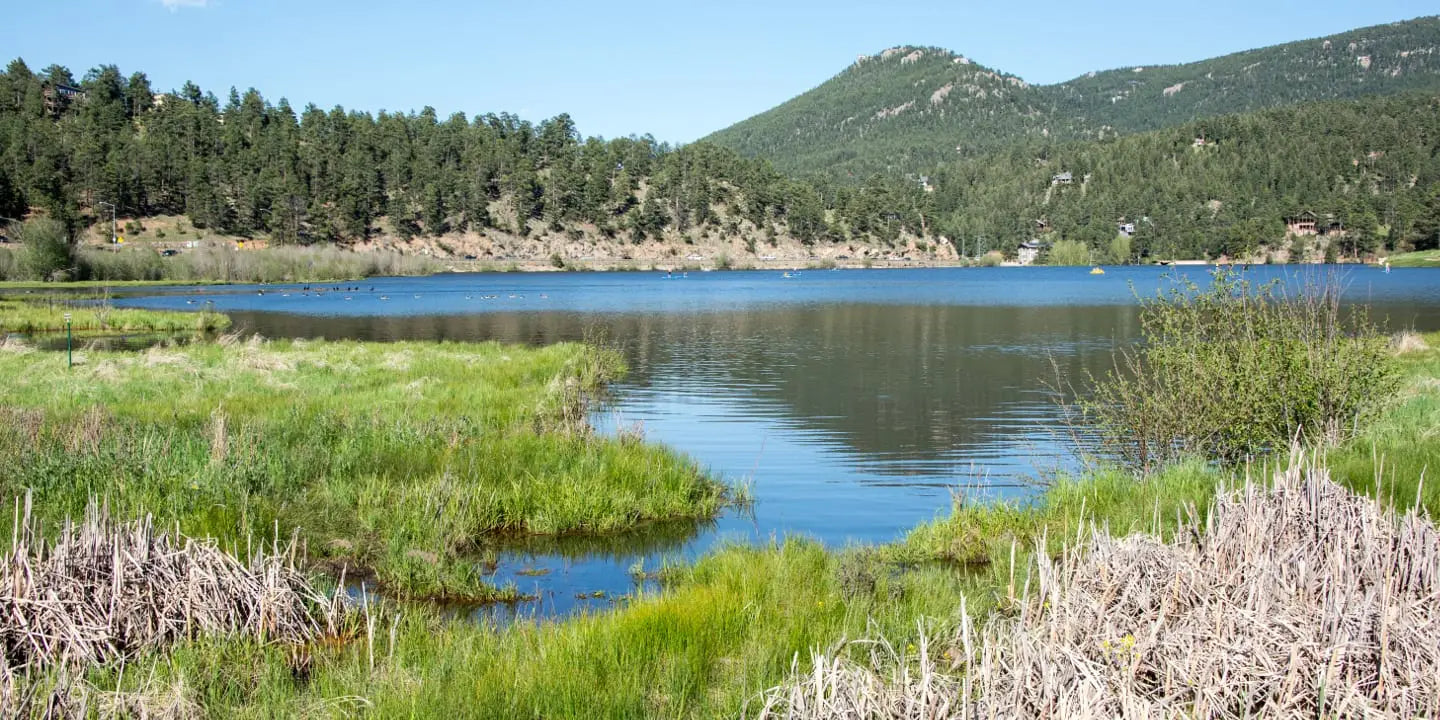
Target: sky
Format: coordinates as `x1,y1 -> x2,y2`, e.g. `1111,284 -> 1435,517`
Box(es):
6,1 -> 1437,143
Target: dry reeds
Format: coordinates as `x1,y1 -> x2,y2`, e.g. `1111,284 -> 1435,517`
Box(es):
758,461 -> 1440,719
1391,330 -> 1430,355
0,494 -> 346,716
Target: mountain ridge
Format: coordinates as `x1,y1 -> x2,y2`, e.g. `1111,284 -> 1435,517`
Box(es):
704,16 -> 1440,179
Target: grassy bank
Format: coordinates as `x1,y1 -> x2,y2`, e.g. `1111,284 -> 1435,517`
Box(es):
27,333 -> 1431,718
67,539 -> 976,718
5,299 -> 1433,719
0,298 -> 230,333
1384,249 -> 1440,267
0,338 -> 732,601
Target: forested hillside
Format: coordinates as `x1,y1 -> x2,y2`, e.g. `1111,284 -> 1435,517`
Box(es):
921,93 -> 1440,260
0,59 -> 921,255
706,16 -> 1440,180
4,54 -> 1439,268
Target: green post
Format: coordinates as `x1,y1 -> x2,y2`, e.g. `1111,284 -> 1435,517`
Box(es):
64,313 -> 72,368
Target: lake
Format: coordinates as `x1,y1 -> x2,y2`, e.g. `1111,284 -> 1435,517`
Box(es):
109,265 -> 1440,619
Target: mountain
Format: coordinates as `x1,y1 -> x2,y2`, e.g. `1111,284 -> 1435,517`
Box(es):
705,16 -> 1440,179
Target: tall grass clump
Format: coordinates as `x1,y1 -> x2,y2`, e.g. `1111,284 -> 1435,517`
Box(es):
0,494 -> 349,717
1079,269 -> 1398,473
77,244 -> 441,283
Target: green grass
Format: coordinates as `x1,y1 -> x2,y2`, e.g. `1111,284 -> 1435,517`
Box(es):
0,298 -> 230,333
1326,331 -> 1440,514
10,334 -> 1439,718
0,338 -> 733,600
79,539 -> 982,718
1384,249 -> 1440,267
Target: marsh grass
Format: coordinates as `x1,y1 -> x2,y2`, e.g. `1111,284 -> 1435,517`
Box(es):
0,495 -> 349,718
1,336 -> 1433,716
65,540 -> 982,718
16,330 -> 1438,718
0,338 -> 731,601
761,460 -> 1440,719
77,245 -> 441,283
0,298 -> 230,333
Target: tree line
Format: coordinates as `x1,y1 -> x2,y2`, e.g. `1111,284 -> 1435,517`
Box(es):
3,58 -> 1438,265
0,59 -> 932,252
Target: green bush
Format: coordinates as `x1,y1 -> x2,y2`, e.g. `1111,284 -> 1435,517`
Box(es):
1108,234 -> 1132,265
1079,269 -> 1399,473
17,218 -> 76,281
1047,238 -> 1092,266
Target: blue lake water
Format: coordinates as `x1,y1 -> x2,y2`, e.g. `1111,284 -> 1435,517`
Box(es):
109,265 -> 1440,619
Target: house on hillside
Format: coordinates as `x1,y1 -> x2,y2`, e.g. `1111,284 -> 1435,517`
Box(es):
1118,221 -> 1136,237
1051,172 -> 1073,185
1018,240 -> 1046,265
1285,211 -> 1319,236
42,82 -> 85,114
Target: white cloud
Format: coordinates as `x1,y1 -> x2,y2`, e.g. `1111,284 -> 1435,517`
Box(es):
160,0 -> 211,10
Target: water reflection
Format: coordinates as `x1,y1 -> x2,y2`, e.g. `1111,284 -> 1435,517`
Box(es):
105,266 -> 1440,621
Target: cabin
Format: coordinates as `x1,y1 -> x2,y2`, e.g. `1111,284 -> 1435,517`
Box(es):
1034,219 -> 1051,233
1018,240 -> 1046,266
1051,172 -> 1073,185
42,82 -> 85,114
1118,222 -> 1136,237
1285,211 -> 1319,236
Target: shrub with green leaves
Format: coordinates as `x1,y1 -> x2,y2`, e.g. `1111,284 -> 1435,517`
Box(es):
1081,269 -> 1399,472
1046,239 -> 1091,266
17,218 -> 76,281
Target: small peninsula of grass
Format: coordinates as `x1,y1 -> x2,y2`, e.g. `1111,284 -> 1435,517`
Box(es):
0,298 -> 230,333
0,338 -> 732,601
1384,249 -> 1440,267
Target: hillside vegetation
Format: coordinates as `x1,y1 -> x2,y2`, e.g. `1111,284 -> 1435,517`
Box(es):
4,18 -> 1440,270
924,93 -> 1440,260
706,17 -> 1440,179
0,59 -> 929,267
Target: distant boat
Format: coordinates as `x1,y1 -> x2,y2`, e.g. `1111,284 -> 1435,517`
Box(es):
1090,267 -> 1105,275
782,272 -> 794,278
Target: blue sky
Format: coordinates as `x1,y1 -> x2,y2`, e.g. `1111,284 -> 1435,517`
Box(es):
7,1 -> 1436,142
